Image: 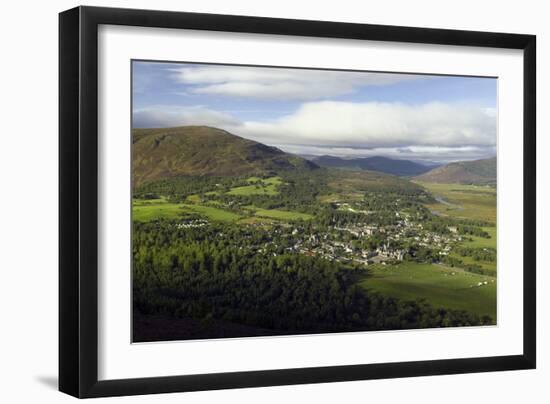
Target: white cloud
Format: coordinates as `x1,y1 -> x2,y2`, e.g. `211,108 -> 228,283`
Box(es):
237,101 -> 496,149
132,101 -> 496,162
279,144 -> 496,162
133,106 -> 241,128
171,65 -> 421,100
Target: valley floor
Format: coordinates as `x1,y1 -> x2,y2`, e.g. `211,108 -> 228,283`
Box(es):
361,262 -> 496,319
132,172 -> 498,339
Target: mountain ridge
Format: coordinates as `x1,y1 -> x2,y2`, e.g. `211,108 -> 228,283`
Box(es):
132,126 -> 318,186
311,155 -> 437,176
414,157 -> 496,185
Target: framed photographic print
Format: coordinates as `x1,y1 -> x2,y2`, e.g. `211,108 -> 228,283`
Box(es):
59,6 -> 536,398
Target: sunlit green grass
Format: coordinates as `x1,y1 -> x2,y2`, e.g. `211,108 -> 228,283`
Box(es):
237,216 -> 275,226
416,182 -> 496,224
227,176 -> 282,196
133,199 -> 241,222
245,206 -> 313,221
132,199 -> 185,222
360,261 -> 496,319
186,194 -> 201,203
448,252 -> 496,276
452,227 -> 497,274
464,227 -> 497,249
182,204 -> 240,221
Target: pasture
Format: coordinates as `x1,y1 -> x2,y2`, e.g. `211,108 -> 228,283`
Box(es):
464,226 -> 497,249
237,216 -> 275,226
132,197 -> 311,224
180,204 -> 241,222
186,194 -> 202,203
132,199 -> 186,222
453,228 -> 497,275
360,261 -> 496,319
247,206 -> 313,221
416,182 -> 496,224
227,176 -> 282,196
133,198 -> 241,222
449,252 -> 496,276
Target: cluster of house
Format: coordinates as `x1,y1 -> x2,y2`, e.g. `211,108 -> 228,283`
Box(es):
216,210 -> 465,267
334,225 -> 377,236
375,244 -> 406,261
173,202 -> 464,268
335,202 -> 374,215
287,213 -> 462,266
175,219 -> 209,229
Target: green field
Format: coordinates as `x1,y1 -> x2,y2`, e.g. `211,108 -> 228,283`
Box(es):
415,182 -> 496,224
247,206 -> 313,221
133,197 -> 310,223
133,199 -> 187,222
237,216 -> 275,226
464,226 -> 497,249
452,228 -> 497,275
227,176 -> 282,196
180,204 -> 241,222
414,182 -> 498,277
186,194 -> 202,203
360,261 -> 496,318
449,253 -> 496,275
133,198 -> 241,222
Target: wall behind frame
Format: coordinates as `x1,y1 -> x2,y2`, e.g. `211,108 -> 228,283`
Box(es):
0,0 -> 545,403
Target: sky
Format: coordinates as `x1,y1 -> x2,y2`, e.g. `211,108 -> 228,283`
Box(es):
132,61 -> 497,163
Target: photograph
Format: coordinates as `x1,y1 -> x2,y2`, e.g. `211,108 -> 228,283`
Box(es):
0,1 -> 543,401
131,61 -> 498,342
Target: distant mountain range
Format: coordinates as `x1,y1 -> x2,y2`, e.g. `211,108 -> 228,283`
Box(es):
132,126 -> 318,186
414,157 -> 496,185
310,155 -> 437,176
132,125 -> 496,187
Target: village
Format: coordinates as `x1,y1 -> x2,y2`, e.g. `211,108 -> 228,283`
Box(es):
278,199 -> 466,267
289,214 -> 462,267
173,200 -> 465,269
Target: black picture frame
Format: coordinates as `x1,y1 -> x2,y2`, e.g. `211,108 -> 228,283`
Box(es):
59,5 -> 536,398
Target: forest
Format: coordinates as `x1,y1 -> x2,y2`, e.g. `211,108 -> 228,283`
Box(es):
133,220 -> 492,341
132,157 -> 497,341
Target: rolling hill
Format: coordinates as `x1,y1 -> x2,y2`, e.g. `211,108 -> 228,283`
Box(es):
311,155 -> 436,176
132,126 -> 318,186
414,157 -> 496,185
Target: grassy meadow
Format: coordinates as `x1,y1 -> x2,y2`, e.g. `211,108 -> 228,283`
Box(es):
361,262 -> 496,318
133,176 -> 311,224
133,198 -> 241,222
465,226 -> 497,249
246,206 -> 313,221
415,181 -> 496,225
227,176 -> 282,196
414,181 -> 497,273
